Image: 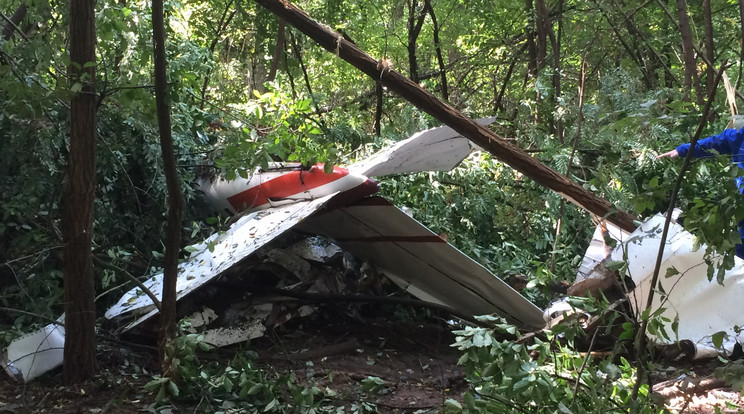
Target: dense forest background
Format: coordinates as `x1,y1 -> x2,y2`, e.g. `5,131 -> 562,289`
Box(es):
3,0 -> 744,411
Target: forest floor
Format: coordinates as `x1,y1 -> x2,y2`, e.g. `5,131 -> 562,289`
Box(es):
0,311 -> 467,413
1,309 -> 744,413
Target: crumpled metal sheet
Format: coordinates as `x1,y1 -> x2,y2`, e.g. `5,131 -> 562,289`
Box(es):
2,320 -> 65,383
105,194 -> 338,329
347,117 -> 495,177
296,196 -> 546,329
573,213 -> 744,359
620,214 -> 744,358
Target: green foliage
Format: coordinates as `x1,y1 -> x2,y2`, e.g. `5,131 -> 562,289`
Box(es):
449,315 -> 663,413
214,87 -> 343,178
144,321 -> 375,412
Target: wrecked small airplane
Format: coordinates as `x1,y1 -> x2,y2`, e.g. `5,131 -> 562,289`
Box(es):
2,118 -> 546,382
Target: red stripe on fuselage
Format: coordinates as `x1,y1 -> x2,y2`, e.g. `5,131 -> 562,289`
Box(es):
227,165 -> 350,212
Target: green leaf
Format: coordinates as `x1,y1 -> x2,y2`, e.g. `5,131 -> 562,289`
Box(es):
605,260 -> 626,271
648,176 -> 659,189
665,267 -> 680,278
444,398 -> 462,410
247,383 -> 263,395
712,331 -> 726,349
463,392 -> 476,411
264,398 -> 279,412
168,380 -> 179,397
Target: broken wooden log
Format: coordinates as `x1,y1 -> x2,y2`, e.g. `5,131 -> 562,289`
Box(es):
253,0 -> 638,233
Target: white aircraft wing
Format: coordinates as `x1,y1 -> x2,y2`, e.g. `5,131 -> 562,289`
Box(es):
105,194 -> 338,327
296,196 -> 545,329
348,117 -> 495,177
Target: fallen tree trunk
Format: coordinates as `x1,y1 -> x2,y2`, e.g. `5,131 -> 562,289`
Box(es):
253,0 -> 638,233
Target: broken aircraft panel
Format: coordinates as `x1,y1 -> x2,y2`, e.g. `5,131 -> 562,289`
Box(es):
106,192 -> 544,331
296,196 -> 546,329
568,213 -> 744,359
105,194 -> 338,328
620,214 -> 744,358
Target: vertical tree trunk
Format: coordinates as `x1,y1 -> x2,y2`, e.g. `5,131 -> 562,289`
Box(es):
289,31 -> 324,118
267,19 -> 286,84
406,0 -> 426,83
676,0 -> 702,103
424,0 -> 448,100
374,81 -> 383,135
198,0 -> 237,108
534,0 -> 549,71
549,0 -> 563,142
64,0 -> 97,385
524,0 -> 540,124
738,0 -> 744,89
152,0 -> 184,376
525,0 -> 537,80
703,0 -> 715,97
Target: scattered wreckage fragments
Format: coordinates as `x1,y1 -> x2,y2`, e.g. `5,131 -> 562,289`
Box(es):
557,212 -> 744,360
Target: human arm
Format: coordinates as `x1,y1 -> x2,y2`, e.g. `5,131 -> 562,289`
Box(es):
675,128 -> 744,159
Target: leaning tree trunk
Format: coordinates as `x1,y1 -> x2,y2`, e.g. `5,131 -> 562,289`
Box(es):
1,2 -> 26,40
253,0 -> 638,233
64,0 -> 98,385
152,0 -> 184,376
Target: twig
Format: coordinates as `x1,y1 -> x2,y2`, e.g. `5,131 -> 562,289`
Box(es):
573,328 -> 599,402
0,306 -> 65,327
92,256 -> 161,311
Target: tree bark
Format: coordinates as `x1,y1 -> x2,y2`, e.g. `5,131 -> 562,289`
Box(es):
406,0 -> 427,83
524,0 -> 540,124
289,31 -> 324,118
525,0 -> 537,80
703,0 -> 715,97
738,0 -> 744,89
253,0 -> 638,233
424,0 -> 448,100
199,0 -> 237,108
152,0 -> 184,375
549,0 -> 563,142
64,0 -> 98,385
1,2 -> 26,41
676,0 -> 703,104
267,19 -> 286,84
494,44 -> 526,113
374,81 -> 383,136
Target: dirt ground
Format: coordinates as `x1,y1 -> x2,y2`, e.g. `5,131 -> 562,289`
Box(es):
2,310 -> 744,413
0,310 -> 467,413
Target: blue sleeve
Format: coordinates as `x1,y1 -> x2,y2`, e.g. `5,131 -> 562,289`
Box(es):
676,128 -> 744,158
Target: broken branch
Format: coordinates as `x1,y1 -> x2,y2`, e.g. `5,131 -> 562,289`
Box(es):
253,0 -> 639,233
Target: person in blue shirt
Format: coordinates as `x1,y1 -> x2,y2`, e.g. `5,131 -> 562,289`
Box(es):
658,127 -> 744,258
